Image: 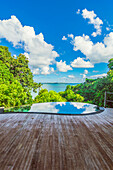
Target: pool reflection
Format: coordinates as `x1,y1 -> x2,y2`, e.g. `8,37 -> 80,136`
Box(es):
29,102 -> 98,114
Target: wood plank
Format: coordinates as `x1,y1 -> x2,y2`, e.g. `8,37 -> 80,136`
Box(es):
0,108 -> 112,169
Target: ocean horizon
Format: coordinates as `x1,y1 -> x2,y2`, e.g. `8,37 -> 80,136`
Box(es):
32,83 -> 78,99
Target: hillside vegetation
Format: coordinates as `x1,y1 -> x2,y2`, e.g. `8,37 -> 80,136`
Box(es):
0,45 -> 113,108
65,59 -> 113,107
0,46 -> 38,108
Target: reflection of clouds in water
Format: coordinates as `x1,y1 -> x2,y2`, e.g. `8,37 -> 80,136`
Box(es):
70,102 -> 86,109
56,102 -> 66,106
29,102 -> 97,114
82,104 -> 97,114
29,102 -> 59,113
71,102 -> 97,114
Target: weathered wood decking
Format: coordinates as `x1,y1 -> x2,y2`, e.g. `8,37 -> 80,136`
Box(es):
0,108 -> 113,170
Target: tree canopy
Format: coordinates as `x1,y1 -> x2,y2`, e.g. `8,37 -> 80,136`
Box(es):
34,89 -> 66,103
59,89 -> 84,102
68,58 -> 113,107
0,45 -> 113,108
0,60 -> 32,107
0,46 -> 39,92
0,45 -> 38,108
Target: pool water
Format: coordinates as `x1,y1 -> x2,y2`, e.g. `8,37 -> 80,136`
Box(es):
4,102 -> 104,115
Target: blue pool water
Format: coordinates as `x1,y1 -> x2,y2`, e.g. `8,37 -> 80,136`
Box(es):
5,102 -> 104,115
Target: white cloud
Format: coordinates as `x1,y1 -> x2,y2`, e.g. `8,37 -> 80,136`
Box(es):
90,73 -> 107,78
62,36 -> 67,40
84,69 -> 88,74
68,34 -> 74,39
106,27 -> 110,31
76,9 -> 80,14
71,57 -> 94,68
56,60 -> 72,72
30,103 -> 59,113
41,66 -> 50,75
73,33 -> 113,64
33,68 -> 40,75
23,52 -> 29,59
40,66 -> 54,75
82,8 -> 103,37
82,74 -> 86,78
68,75 -> 75,78
0,16 -> 59,74
50,67 -> 54,73
13,54 -> 17,59
80,69 -> 88,79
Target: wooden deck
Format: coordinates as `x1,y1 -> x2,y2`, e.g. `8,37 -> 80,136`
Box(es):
0,108 -> 113,170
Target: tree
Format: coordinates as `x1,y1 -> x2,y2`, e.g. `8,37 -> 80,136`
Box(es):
34,89 -> 66,103
0,46 -> 39,92
67,59 -> 113,107
38,82 -> 43,92
107,58 -> 113,82
10,54 -> 39,92
59,89 -> 84,102
108,58 -> 113,70
0,46 -> 12,68
0,60 -> 32,107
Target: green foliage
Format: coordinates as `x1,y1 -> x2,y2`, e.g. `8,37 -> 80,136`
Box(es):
0,46 -> 12,68
59,89 -> 84,102
0,45 -> 113,108
107,58 -> 113,82
10,54 -> 38,92
67,59 -> 113,107
34,89 -> 66,103
38,82 -> 43,92
108,58 -> 113,70
0,60 -> 32,107
0,46 -> 39,92
0,46 -> 38,108
0,60 -> 14,84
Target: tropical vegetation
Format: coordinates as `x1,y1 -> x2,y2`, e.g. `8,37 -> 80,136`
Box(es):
34,89 -> 66,103
0,46 -> 38,108
0,45 -> 113,108
66,59 -> 113,107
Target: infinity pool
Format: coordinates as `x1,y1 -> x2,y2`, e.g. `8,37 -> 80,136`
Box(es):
4,102 -> 104,115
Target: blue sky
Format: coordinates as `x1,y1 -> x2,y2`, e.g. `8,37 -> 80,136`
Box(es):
0,0 -> 113,83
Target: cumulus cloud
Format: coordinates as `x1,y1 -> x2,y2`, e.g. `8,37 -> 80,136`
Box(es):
90,73 -> 107,78
68,34 -> 74,39
68,75 -> 75,78
32,66 -> 54,75
41,66 -> 50,75
80,69 -> 88,79
84,69 -> 88,74
23,52 -> 29,59
56,60 -> 72,72
33,68 -> 40,75
82,74 -> 86,78
71,102 -> 85,109
76,9 -> 80,14
106,27 -> 110,31
71,57 -> 94,68
73,33 -> 113,64
0,16 -> 59,74
62,36 -> 67,40
81,8 -> 103,37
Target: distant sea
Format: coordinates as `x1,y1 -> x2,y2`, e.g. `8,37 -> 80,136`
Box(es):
32,83 -> 78,99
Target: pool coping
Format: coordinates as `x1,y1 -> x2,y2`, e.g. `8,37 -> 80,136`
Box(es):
2,107 -> 105,116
